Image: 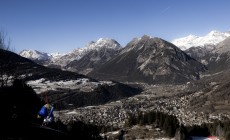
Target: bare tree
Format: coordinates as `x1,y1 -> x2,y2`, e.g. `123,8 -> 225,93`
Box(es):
0,31 -> 11,50
0,31 -> 16,87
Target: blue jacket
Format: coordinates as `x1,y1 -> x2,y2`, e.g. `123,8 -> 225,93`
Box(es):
38,104 -> 54,119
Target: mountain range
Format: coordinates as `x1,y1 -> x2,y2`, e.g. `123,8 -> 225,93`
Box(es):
19,38 -> 121,69
3,30 -> 230,139
14,30 -> 230,109
21,35 -> 210,84
89,35 -> 206,84
19,30 -> 230,84
185,36 -> 230,73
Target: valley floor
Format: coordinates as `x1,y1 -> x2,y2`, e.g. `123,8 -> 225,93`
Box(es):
56,83 -> 229,127
25,73 -> 230,139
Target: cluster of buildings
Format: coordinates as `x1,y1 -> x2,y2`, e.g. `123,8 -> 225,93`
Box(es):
56,84 -> 229,128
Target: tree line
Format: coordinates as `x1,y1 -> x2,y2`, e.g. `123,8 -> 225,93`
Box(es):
125,111 -> 179,137
125,110 -> 230,139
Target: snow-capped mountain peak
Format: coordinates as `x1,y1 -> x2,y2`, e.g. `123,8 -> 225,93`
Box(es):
19,50 -> 50,60
85,38 -> 121,50
207,30 -> 220,35
187,34 -> 199,39
19,38 -> 122,68
49,52 -> 65,59
171,30 -> 230,50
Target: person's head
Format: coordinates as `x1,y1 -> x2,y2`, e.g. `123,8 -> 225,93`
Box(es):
45,103 -> 52,109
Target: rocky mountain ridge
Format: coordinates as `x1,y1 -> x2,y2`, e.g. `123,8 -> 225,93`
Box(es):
89,35 -> 206,84
185,36 -> 230,73
19,38 -> 122,69
19,35 -> 207,84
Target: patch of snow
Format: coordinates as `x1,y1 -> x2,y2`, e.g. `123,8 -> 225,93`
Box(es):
106,130 -> 120,135
66,110 -> 79,115
26,78 -> 114,94
49,52 -> 64,59
86,38 -> 121,51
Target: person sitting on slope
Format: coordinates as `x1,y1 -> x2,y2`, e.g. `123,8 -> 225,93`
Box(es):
37,103 -> 54,126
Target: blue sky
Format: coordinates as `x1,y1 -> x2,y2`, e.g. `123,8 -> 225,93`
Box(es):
1,0 -> 230,53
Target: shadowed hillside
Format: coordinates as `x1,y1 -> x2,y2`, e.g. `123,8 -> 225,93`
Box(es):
0,79 -> 102,140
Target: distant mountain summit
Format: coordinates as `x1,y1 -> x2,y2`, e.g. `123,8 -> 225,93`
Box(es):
66,38 -> 121,74
207,37 -> 230,73
19,38 -> 121,69
19,50 -> 64,67
19,36 -> 208,84
185,36 -> 230,73
85,38 -> 121,50
89,35 -> 206,84
172,30 -> 230,50
213,36 -> 230,54
19,50 -> 50,62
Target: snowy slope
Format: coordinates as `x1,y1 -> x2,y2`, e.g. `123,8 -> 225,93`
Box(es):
19,50 -> 51,61
172,30 -> 230,50
26,78 -> 108,94
50,38 -> 121,67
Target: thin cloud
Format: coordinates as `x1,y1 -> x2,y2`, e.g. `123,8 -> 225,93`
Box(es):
161,6 -> 171,14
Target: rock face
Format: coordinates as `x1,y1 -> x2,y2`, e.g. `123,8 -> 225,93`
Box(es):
66,38 -> 121,74
213,36 -> 230,54
207,37 -> 230,73
185,46 -> 213,65
185,37 -> 230,73
89,35 -> 206,84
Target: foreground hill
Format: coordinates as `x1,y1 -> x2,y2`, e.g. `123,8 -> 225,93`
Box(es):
89,35 -> 206,84
0,49 -> 87,82
0,80 -> 103,140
